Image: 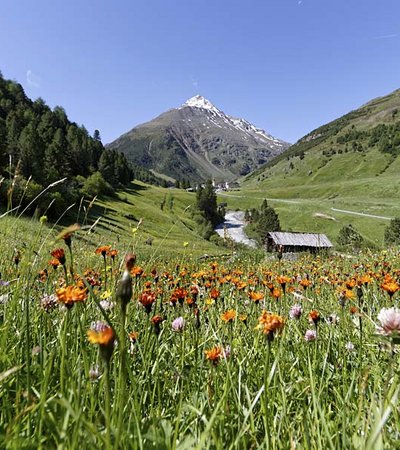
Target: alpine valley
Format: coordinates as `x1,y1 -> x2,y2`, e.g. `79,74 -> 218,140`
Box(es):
107,95 -> 290,183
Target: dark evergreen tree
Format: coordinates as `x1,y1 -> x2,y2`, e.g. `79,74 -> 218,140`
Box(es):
255,200 -> 280,242
195,180 -> 223,228
246,200 -> 280,244
18,123 -> 44,181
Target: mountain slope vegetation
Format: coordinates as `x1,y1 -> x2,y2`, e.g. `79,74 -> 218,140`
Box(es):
246,88 -> 400,192
0,71 -> 168,218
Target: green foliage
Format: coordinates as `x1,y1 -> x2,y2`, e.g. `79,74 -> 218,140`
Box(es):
81,171 -> 114,198
98,149 -> 131,187
0,72 -> 132,219
337,224 -> 364,249
246,199 -> 280,244
384,217 -> 400,246
194,180 -> 224,239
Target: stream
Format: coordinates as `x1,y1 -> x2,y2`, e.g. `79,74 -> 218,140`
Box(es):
215,211 -> 257,248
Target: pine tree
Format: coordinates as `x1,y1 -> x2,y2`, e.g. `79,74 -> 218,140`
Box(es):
255,200 -> 280,242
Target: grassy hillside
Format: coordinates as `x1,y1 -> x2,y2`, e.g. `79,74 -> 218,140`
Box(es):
85,182 -> 227,259
222,89 -> 400,247
1,181 -> 231,264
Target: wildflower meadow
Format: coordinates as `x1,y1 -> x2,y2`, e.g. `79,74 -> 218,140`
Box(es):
1,218 -> 400,449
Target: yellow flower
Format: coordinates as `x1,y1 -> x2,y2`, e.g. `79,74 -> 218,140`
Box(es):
100,290 -> 112,300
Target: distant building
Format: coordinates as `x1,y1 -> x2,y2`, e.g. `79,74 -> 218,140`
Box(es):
266,232 -> 333,253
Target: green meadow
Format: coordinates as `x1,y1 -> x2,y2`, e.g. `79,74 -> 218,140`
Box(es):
1,184 -> 400,448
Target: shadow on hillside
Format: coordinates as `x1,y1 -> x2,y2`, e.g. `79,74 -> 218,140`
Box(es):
124,182 -> 149,196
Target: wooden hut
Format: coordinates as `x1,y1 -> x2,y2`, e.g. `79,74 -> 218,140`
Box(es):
266,232 -> 333,253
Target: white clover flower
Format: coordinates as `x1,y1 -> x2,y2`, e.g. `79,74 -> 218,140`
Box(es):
304,329 -> 317,341
377,307 -> 400,336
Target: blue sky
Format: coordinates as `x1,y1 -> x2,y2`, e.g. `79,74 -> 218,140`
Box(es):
1,0 -> 399,144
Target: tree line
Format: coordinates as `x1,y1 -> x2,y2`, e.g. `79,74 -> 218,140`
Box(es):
0,71 -> 167,218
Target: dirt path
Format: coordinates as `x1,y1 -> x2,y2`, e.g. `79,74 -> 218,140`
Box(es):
330,208 -> 392,220
215,211 -> 257,248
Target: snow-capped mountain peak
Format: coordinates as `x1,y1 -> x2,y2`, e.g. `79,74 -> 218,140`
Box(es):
108,95 -> 290,182
182,95 -> 220,114
181,95 -> 281,145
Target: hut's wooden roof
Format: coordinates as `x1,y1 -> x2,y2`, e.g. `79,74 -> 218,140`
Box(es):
268,232 -> 333,248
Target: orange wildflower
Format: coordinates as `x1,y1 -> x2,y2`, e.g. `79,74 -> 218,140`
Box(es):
186,297 -> 196,307
359,274 -> 373,285
300,278 -> 312,290
350,306 -> 359,315
277,275 -> 291,286
95,245 -> 111,257
48,258 -> 60,268
87,323 -> 115,346
210,288 -> 220,299
171,287 -> 188,305
271,288 -> 282,299
264,281 -> 275,292
128,331 -> 138,343
381,280 -> 400,298
205,346 -> 222,365
56,285 -> 87,307
190,285 -> 199,297
340,288 -> 355,300
249,291 -> 264,303
131,266 -> 144,277
139,291 -> 156,313
345,279 -> 356,290
221,309 -> 236,323
255,311 -> 285,339
50,248 -> 66,265
151,315 -> 164,325
87,321 -> 115,361
308,310 -> 320,325
107,249 -> 118,260
235,281 -> 247,290
151,315 -> 164,335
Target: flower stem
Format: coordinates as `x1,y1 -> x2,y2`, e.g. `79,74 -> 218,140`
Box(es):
116,306 -> 127,445
104,359 -> 112,450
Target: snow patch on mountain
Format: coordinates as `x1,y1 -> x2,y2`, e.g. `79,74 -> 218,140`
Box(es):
183,95 -> 220,114
181,95 -> 283,146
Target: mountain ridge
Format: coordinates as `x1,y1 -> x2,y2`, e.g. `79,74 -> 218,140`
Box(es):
107,95 -> 290,183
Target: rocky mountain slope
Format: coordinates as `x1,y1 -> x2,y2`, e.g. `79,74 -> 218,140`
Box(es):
107,95 -> 289,183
